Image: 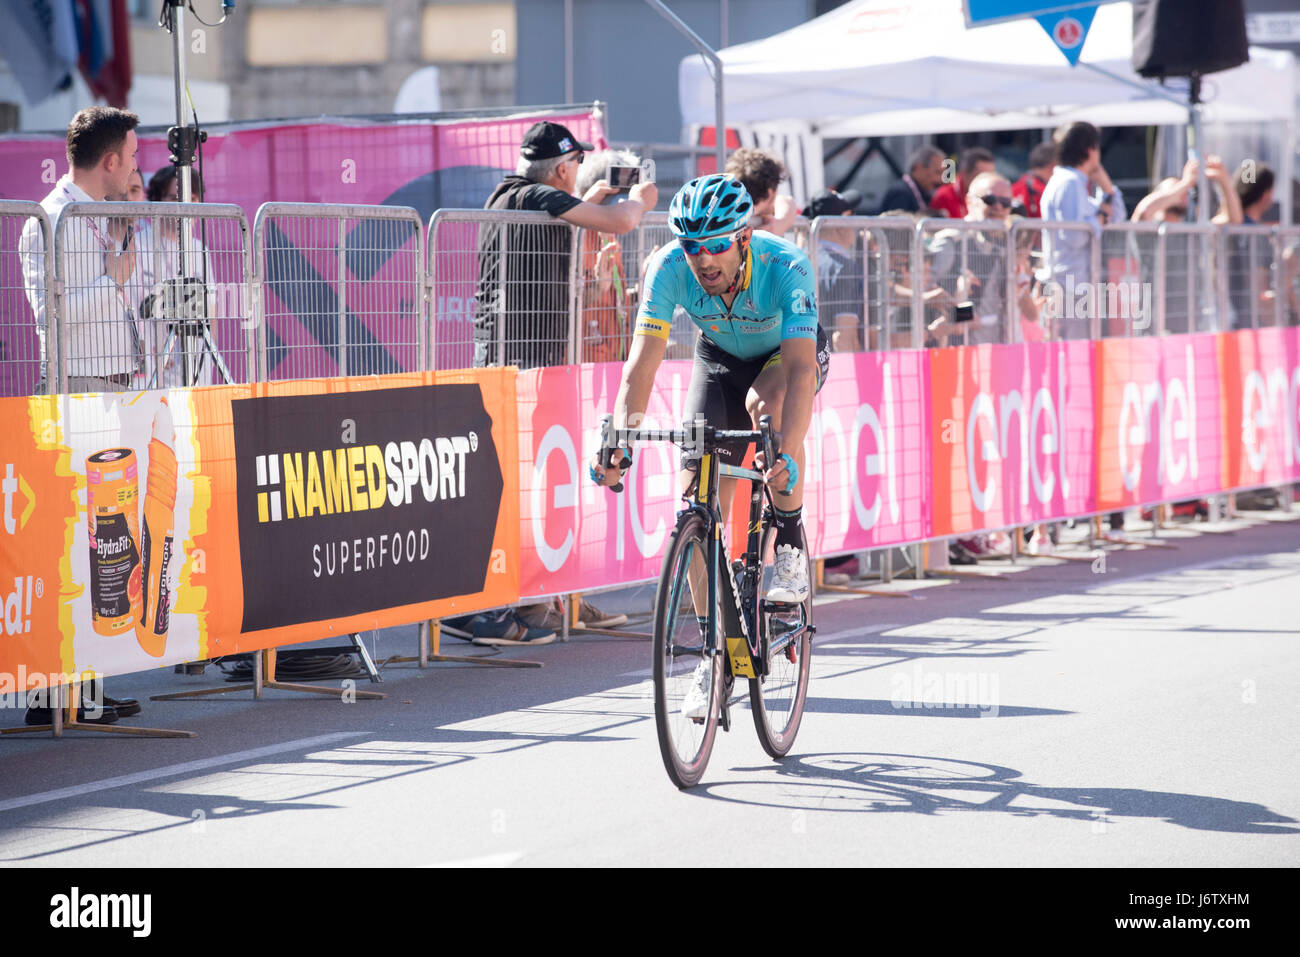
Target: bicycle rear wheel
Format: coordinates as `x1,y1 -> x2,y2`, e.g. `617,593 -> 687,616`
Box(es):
749,521 -> 813,758
653,511 -> 722,789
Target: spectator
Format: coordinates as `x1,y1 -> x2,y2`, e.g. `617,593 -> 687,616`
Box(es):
804,187 -> 865,351
1129,157 -> 1238,334
574,148 -> 644,362
1041,121 -> 1126,533
1132,156 -> 1240,225
1225,161 -> 1278,330
1040,120 -> 1126,340
927,171 -> 1014,347
877,210 -> 955,349
15,106 -> 144,727
473,121 -> 656,371
1012,142 -> 1054,218
929,147 -> 995,220
20,106 -> 144,396
1231,161 -> 1276,226
463,124 -> 653,643
877,145 -> 946,215
138,165 -> 216,387
725,147 -> 797,236
1013,222 -> 1049,342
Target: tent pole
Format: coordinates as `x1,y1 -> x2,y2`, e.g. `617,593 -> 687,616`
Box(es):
645,0 -> 725,171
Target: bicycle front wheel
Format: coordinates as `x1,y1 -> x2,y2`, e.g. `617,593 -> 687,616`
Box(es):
653,510 -> 722,789
749,522 -> 813,758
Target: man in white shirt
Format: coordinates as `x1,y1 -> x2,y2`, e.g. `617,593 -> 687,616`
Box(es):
1040,121 -> 1126,341
20,106 -> 143,394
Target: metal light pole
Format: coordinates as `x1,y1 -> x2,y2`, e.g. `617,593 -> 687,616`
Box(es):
644,0 -> 725,172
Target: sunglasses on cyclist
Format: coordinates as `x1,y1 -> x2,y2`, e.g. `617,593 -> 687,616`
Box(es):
981,194 -> 1012,209
680,233 -> 740,256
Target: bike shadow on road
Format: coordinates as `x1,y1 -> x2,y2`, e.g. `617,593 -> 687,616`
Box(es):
697,751 -> 1300,834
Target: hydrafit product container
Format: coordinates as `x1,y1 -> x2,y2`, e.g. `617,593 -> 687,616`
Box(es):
87,448 -> 141,636
137,399 -> 178,657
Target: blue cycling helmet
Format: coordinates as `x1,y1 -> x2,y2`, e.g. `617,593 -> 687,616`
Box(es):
668,174 -> 753,240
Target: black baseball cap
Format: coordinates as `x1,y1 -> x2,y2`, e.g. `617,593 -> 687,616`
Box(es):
803,188 -> 863,218
520,121 -> 595,160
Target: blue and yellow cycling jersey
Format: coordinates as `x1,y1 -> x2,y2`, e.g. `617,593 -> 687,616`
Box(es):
634,231 -> 819,361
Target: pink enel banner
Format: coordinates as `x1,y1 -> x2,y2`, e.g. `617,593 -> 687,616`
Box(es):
518,351 -> 937,597
1219,326 -> 1300,490
1095,333 -> 1225,510
804,350 -> 930,556
930,341 -> 1096,537
518,361 -> 698,598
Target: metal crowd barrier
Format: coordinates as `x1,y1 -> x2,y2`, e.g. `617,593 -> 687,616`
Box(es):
428,208 -> 579,371
1160,222 -> 1219,336
1280,227 -> 1300,325
252,202 -> 425,381
807,214 -> 917,352
1,201 -> 54,397
10,202 -> 1298,388
53,201 -> 254,393
918,217 -> 1012,347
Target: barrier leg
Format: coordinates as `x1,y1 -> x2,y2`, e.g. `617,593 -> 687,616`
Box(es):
386,618 -> 543,668
567,591 -> 650,638
5,678 -> 195,739
153,646 -> 386,701
352,633 -> 382,684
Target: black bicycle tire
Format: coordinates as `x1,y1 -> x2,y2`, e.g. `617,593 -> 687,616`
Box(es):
653,510 -> 722,789
749,521 -> 813,759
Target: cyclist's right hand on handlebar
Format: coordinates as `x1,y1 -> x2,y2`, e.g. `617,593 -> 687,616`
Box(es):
588,449 -> 632,489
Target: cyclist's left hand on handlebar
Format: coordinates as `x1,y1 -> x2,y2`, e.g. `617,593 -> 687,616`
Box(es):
755,443 -> 799,497
764,453 -> 799,496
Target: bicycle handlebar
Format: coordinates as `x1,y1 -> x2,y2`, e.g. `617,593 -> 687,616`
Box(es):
596,414 -> 780,494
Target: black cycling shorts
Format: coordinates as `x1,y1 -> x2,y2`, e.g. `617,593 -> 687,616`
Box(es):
681,325 -> 830,470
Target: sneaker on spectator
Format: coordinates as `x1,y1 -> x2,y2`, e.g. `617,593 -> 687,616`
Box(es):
576,597 -> 628,629
440,614 -> 482,640
948,542 -> 977,565
517,599 -> 564,631
823,556 -> 860,585
470,610 -> 557,646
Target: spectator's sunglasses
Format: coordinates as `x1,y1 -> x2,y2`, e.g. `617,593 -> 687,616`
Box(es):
980,194 -> 1013,209
681,232 -> 741,256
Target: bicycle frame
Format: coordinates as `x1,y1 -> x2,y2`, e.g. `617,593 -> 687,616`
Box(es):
688,450 -> 768,681
599,413 -> 812,682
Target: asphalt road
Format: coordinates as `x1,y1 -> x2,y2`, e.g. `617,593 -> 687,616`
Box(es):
1,512 -> 1298,867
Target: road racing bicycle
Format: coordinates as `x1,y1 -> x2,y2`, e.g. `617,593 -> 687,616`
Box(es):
598,414 -> 814,789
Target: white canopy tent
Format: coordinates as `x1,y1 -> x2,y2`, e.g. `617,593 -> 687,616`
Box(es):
680,0 -> 1295,135
679,0 -> 1295,216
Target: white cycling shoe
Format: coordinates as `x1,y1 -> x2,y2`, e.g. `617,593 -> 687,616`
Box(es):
681,659 -> 714,722
767,544 -> 810,604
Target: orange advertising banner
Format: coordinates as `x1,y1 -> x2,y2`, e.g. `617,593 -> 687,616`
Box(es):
0,370 -> 519,686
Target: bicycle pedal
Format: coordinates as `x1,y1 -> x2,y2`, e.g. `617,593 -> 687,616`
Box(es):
785,643 -> 798,664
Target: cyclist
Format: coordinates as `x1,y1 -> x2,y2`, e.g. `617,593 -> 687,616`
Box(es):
590,174 -> 828,713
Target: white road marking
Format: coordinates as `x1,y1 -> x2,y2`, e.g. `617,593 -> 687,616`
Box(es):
0,731 -> 369,814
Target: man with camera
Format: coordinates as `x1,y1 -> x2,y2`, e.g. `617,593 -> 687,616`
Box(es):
473,121 -> 657,371
926,172 -> 1014,347
21,107 -> 145,395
